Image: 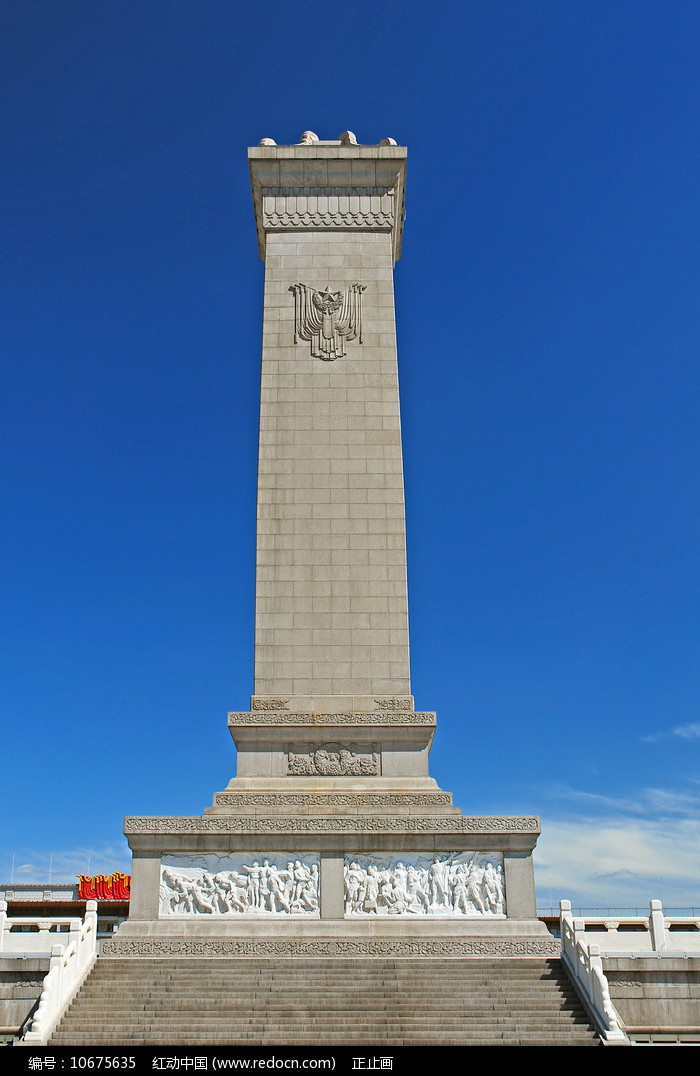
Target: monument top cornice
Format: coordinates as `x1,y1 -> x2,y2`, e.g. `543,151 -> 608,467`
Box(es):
249,131 -> 407,263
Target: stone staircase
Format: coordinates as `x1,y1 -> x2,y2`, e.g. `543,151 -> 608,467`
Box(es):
50,957 -> 600,1046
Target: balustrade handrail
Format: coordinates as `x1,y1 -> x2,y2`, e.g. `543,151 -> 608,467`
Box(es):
560,899 -> 628,1044
17,899 -> 99,1045
559,899 -> 700,957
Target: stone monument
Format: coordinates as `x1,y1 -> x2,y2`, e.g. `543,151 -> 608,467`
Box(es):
106,132 -> 555,958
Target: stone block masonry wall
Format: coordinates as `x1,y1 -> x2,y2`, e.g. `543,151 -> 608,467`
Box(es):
255,229 -> 410,697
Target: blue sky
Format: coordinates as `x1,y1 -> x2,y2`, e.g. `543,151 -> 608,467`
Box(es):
2,2 -> 699,911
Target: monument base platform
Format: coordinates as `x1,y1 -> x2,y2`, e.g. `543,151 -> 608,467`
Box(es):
119,805 -> 549,955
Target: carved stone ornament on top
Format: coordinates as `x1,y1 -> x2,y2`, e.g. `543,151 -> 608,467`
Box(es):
160,854 -> 319,917
257,132 -> 398,147
287,742 -> 379,777
289,283 -> 366,361
344,853 -> 505,918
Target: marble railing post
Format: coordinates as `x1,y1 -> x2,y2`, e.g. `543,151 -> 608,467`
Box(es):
649,899 -> 667,952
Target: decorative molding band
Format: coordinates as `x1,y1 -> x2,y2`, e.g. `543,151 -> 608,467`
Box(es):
102,937 -> 560,959
261,186 -> 394,198
124,816 -> 540,835
261,187 -> 395,233
266,211 -> 393,229
251,698 -> 290,711
374,698 -> 413,711
211,793 -> 453,808
287,742 -> 378,777
228,712 -> 436,726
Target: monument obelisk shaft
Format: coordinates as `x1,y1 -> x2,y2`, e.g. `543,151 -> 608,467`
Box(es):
251,139 -> 410,707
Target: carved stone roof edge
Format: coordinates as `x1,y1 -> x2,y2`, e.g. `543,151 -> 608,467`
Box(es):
249,150 -> 406,263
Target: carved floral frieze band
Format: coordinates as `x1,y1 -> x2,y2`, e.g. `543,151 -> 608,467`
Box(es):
344,853 -> 505,918
211,793 -> 452,808
103,937 -> 559,958
228,712 -> 436,726
289,283 -> 366,361
160,855 -> 319,917
287,742 -> 378,777
126,815 -> 540,834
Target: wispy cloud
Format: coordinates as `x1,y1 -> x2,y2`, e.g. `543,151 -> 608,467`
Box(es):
547,785 -> 644,813
673,723 -> 700,741
545,782 -> 700,818
642,722 -> 700,744
644,787 -> 700,812
0,843 -> 131,885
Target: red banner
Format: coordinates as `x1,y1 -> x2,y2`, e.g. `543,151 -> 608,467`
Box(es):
77,872 -> 131,901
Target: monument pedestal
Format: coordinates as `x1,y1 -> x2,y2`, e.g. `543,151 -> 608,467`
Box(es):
107,702 -> 554,959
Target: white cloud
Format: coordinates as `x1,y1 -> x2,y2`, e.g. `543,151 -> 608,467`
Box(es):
536,780 -> 700,910
535,815 -> 700,912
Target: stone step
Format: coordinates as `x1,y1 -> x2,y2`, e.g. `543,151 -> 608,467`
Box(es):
79,989 -> 575,998
70,990 -> 580,999
54,1034 -> 600,1047
65,1001 -> 586,1015
72,979 -> 582,986
76,976 -> 573,987
77,969 -> 573,979
79,968 -> 563,977
68,998 -> 583,1011
57,1010 -> 593,1024
63,996 -> 588,1011
74,978 -> 571,989
51,956 -> 600,1047
77,985 -> 567,990
75,970 -> 577,978
75,968 -> 563,977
